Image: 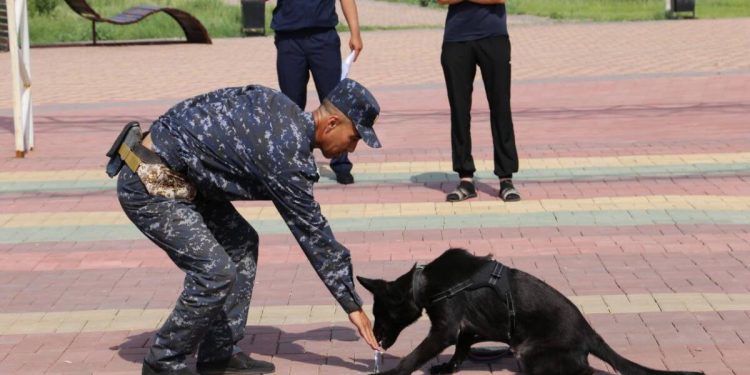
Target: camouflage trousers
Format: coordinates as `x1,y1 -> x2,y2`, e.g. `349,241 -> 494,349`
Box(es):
117,168 -> 259,371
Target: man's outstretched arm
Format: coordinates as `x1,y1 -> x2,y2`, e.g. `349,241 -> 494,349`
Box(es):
265,171 -> 379,350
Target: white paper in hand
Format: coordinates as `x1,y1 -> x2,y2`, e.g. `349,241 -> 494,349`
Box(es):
340,50 -> 357,80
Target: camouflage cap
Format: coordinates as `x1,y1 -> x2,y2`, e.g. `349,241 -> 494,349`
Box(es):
325,78 -> 381,148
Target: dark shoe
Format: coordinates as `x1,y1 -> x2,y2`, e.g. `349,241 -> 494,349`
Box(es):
446,180 -> 477,202
197,353 -> 275,374
499,180 -> 521,202
335,171 -> 355,185
142,360 -> 197,375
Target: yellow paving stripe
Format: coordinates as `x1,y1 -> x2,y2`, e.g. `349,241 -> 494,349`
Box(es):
2,152 -> 750,182
1,195 -> 750,228
1,292 -> 748,335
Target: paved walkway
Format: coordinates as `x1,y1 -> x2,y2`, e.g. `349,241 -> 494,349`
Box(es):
1,18 -> 748,110
0,10 -> 749,375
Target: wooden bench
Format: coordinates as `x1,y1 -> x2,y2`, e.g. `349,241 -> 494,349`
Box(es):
64,0 -> 211,44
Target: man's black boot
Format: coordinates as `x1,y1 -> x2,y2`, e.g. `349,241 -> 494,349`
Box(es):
335,171 -> 354,185
142,360 -> 197,375
197,352 -> 275,374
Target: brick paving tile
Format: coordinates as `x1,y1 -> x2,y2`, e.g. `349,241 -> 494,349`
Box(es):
1,249 -> 749,314
1,8 -> 749,374
2,73 -> 749,163
3,172 -> 750,212
4,314 -> 748,373
1,19 -> 748,108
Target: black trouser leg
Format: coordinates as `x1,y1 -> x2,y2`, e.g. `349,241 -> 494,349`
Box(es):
307,29 -> 351,175
118,169 -> 240,371
275,35 -> 310,110
195,200 -> 259,364
442,40 -> 478,179
476,36 -> 519,178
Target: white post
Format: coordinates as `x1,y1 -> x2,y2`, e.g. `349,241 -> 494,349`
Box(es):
6,0 -> 34,158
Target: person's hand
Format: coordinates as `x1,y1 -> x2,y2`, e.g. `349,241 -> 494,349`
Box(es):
349,33 -> 363,62
348,309 -> 379,350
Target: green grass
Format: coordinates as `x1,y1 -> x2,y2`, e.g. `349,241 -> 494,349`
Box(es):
382,0 -> 750,21
29,0 -> 249,44
506,0 -> 750,21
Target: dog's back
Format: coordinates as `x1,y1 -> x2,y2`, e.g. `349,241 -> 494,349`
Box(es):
422,249 -> 592,349
420,248 -> 490,293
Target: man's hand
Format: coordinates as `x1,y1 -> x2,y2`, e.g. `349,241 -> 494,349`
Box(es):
340,0 -> 363,61
349,309 -> 379,350
349,33 -> 364,62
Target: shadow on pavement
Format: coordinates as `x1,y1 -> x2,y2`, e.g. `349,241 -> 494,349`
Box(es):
0,116 -> 12,134
113,326 -> 375,373
412,172 -> 499,198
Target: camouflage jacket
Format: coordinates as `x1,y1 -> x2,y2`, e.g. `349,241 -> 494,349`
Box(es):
149,85 -> 363,313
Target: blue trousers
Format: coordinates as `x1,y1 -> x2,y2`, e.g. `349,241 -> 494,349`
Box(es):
275,27 -> 352,174
118,168 -> 259,371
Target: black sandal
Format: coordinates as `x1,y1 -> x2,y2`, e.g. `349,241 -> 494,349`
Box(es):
446,180 -> 477,202
499,180 -> 521,202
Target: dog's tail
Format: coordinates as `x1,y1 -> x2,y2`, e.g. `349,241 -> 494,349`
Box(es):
588,334 -> 704,375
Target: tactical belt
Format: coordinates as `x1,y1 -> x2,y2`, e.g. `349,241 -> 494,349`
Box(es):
118,138 -> 147,172
106,122 -> 160,177
413,261 -> 517,340
106,122 -> 196,201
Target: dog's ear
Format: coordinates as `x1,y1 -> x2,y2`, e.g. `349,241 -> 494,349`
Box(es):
357,276 -> 386,295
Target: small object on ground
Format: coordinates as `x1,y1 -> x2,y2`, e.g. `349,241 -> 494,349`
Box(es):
467,345 -> 513,363
373,350 -> 382,373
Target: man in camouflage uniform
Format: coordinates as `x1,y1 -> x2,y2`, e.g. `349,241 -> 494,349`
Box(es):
115,79 -> 381,375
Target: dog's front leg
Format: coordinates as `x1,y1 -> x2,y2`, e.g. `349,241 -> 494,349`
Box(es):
376,330 -> 453,375
429,330 -> 477,374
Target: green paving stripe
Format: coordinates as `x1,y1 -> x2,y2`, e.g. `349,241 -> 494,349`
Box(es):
2,163 -> 748,194
1,209 -> 748,244
1,292 -> 748,335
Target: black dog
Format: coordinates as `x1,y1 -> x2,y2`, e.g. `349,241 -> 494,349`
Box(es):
357,248 -> 704,375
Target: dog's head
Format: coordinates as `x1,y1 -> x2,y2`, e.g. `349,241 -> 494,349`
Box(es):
357,266 -> 423,350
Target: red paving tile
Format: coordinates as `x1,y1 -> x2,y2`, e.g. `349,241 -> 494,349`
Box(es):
1,248 -> 749,312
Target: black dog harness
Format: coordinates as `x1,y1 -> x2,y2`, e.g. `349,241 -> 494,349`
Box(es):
413,261 -> 517,340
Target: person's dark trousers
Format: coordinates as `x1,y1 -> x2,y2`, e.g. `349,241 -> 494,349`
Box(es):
275,27 -> 352,175
441,35 -> 519,179
117,169 -> 260,372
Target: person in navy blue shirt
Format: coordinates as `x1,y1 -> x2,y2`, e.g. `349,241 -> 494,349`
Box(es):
271,0 -> 363,185
438,0 -> 522,203
115,79 -> 381,374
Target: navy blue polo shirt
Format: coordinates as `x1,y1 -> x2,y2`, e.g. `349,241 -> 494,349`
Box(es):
444,3 -> 508,43
271,0 -> 339,32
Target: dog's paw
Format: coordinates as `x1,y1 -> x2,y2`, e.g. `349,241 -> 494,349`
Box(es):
430,362 -> 460,374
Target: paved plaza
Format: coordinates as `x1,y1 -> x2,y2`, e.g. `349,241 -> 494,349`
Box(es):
1,2 -> 749,374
